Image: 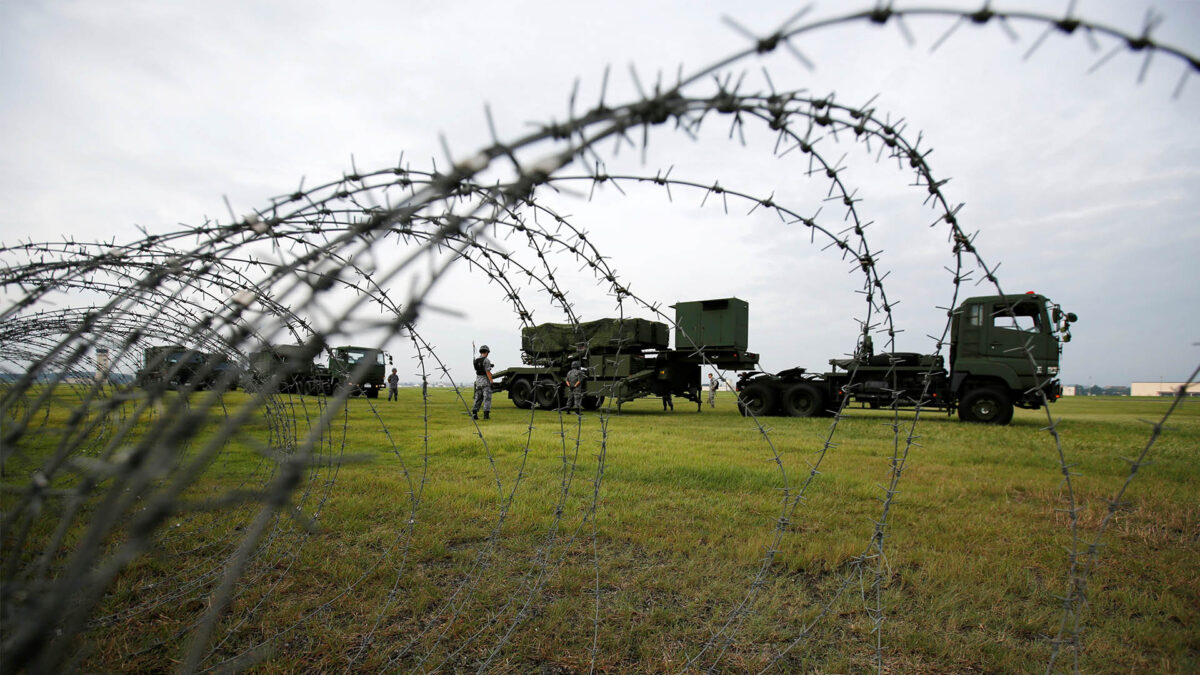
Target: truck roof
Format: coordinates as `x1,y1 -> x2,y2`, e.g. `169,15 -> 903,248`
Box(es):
961,292 -> 1048,306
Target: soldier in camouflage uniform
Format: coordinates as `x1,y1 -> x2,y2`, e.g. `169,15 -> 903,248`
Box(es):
565,360 -> 584,414
472,345 -> 493,420
707,373 -> 718,407
387,368 -> 400,401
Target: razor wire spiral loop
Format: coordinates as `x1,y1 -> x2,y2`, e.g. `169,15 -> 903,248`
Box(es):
1,4 -> 1197,673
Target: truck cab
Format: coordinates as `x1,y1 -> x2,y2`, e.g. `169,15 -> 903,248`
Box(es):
949,292 -> 1076,422
329,346 -> 389,398
136,345 -> 207,389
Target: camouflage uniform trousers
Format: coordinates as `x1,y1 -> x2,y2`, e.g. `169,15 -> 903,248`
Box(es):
472,375 -> 492,414
566,386 -> 584,412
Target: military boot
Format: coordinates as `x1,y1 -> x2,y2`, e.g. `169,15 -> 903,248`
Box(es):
483,411 -> 490,420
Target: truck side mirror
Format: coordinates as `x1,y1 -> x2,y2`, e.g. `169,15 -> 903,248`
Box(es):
1066,312 -> 1077,323
1052,308 -> 1062,323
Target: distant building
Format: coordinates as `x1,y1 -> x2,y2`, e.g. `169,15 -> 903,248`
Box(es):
96,347 -> 110,385
1131,382 -> 1200,397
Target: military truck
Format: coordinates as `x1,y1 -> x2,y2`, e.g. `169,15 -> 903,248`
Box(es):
328,345 -> 389,398
735,292 -> 1076,424
491,298 -> 759,411
248,345 -> 319,394
135,345 -> 239,391
248,344 -> 389,398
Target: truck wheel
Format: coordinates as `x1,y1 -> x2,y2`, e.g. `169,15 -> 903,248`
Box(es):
738,383 -> 776,417
582,394 -> 603,410
534,382 -> 560,410
958,387 -> 1014,425
510,378 -> 534,409
782,382 -> 825,417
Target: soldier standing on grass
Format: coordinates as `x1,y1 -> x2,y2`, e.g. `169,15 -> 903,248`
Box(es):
387,368 -> 399,401
565,360 -> 584,415
707,372 -> 718,407
471,345 -> 493,420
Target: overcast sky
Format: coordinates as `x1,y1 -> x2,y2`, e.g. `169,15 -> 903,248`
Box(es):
2,0 -> 1197,387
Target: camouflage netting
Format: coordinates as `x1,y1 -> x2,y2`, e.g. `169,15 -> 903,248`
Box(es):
520,317 -> 669,354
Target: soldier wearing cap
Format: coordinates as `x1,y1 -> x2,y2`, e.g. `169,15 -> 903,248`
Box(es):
565,360 -> 584,414
472,345 -> 493,420
707,372 -> 719,407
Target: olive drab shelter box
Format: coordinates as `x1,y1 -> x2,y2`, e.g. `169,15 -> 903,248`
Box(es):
587,353 -> 647,378
672,298 -> 749,352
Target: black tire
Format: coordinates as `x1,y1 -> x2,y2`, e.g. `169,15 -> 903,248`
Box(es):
958,387 -> 1013,425
365,387 -> 379,399
782,382 -> 826,417
582,394 -> 603,411
738,383 -> 776,417
534,381 -> 560,409
510,378 -> 534,409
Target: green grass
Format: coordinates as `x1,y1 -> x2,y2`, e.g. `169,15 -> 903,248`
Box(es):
3,389 -> 1197,673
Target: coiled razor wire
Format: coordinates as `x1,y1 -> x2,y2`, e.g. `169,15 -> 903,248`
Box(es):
1,3 -> 1197,673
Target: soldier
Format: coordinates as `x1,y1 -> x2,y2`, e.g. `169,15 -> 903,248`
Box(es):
471,345 -> 493,420
565,360 -> 584,414
387,368 -> 400,401
707,372 -> 719,407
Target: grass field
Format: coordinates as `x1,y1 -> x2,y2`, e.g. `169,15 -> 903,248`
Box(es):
3,388 -> 1198,672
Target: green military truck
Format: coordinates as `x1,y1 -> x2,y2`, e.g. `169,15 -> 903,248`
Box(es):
135,345 -> 240,391
328,345 -> 389,398
248,344 -> 389,398
491,298 -> 759,411
735,292 -> 1076,424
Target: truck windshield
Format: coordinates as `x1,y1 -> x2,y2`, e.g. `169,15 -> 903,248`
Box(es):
341,349 -> 383,365
993,301 -> 1043,332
